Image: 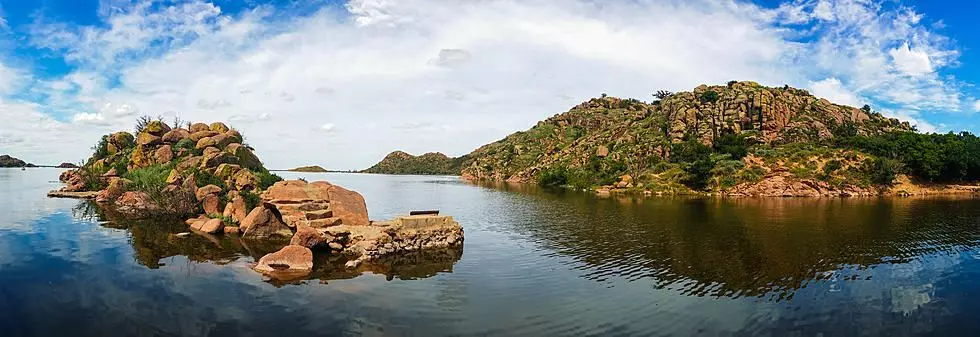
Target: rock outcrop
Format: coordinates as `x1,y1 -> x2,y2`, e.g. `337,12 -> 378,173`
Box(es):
261,180 -> 369,228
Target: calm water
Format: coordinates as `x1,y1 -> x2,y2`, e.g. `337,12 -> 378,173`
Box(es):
4,169 -> 980,336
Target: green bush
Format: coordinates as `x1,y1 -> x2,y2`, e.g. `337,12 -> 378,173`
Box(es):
174,138 -> 195,151
191,167 -> 226,189
700,90 -> 719,104
671,138 -> 715,190
867,157 -> 900,186
538,166 -> 569,188
241,190 -> 262,211
256,170 -> 283,190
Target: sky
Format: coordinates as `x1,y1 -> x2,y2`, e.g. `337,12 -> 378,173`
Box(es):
0,0 -> 979,170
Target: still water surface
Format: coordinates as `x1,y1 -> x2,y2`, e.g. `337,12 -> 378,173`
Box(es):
3,168 -> 980,336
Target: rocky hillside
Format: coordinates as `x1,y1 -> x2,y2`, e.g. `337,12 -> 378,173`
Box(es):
460,81 -> 915,195
0,155 -> 33,167
363,151 -> 464,175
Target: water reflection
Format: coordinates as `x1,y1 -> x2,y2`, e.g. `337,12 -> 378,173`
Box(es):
474,181 -> 980,300
74,200 -> 464,284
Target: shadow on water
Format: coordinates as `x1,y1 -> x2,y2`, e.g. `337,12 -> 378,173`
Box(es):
473,181 -> 980,300
71,200 -> 463,285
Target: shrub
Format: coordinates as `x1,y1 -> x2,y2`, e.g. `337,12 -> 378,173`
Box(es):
538,166 -> 569,188
124,164 -> 174,201
174,138 -> 195,151
253,170 -> 282,190
191,167 -> 226,190
868,157 -> 900,186
671,139 -> 715,190
700,90 -> 719,104
713,131 -> 753,160
90,135 -> 110,162
241,190 -> 262,211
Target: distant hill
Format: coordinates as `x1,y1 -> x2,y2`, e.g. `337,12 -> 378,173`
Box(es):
57,163 -> 79,168
362,151 -> 465,175
0,155 -> 33,168
288,165 -> 329,173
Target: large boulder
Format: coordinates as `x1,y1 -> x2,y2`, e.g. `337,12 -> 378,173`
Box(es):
96,178 -> 130,203
195,137 -> 217,150
192,218 -> 225,234
240,204 -> 293,239
136,132 -> 162,146
154,145 -> 174,164
189,130 -> 218,142
107,132 -> 135,154
214,163 -> 241,180
162,128 -> 191,143
200,151 -> 237,170
176,156 -> 202,172
253,245 -> 313,279
189,123 -> 210,133
224,130 -> 243,145
225,143 -> 262,171
144,120 -> 172,136
129,145 -> 153,169
232,169 -> 258,191
262,180 -> 369,228
209,122 -> 230,133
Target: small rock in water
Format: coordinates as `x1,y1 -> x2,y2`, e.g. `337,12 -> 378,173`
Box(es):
175,232 -> 191,237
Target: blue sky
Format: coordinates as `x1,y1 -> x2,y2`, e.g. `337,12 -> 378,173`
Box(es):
0,0 -> 979,169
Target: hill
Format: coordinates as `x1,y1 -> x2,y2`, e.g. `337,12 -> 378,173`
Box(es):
362,151 -> 464,175
288,165 -> 329,173
456,81 -> 977,196
0,155 -> 34,167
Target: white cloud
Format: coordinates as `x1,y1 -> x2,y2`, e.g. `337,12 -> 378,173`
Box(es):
881,109 -> 939,133
890,43 -> 933,76
1,0 -> 972,169
809,77 -> 863,107
973,100 -> 980,112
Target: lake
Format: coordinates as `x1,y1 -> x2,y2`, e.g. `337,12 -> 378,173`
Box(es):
3,168 -> 980,336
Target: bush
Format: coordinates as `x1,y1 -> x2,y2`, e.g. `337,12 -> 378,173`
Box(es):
713,131 -> 753,160
90,135 -> 110,162
241,190 -> 262,211
174,138 -> 195,151
538,166 -> 569,188
191,167 -> 226,190
671,139 -> 715,190
868,157 -> 900,186
256,170 -> 283,190
124,164 -> 174,201
700,90 -> 719,104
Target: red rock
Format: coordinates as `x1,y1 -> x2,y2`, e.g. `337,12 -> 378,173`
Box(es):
253,245 -> 313,279
290,226 -> 331,249
154,145 -> 174,164
223,226 -> 241,235
189,123 -> 209,133
195,185 -> 222,201
240,204 -> 293,239
196,218 -> 224,234
162,128 -> 190,143
202,195 -> 220,215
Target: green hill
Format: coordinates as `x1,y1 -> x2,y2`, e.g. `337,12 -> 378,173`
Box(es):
362,151 -> 465,175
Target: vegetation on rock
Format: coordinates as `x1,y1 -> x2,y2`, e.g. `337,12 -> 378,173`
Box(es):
59,117 -> 283,217
457,81 -> 980,196
362,151 -> 465,175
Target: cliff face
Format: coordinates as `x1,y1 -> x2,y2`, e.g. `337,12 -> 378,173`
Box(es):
363,151 -> 464,175
459,81 -> 912,191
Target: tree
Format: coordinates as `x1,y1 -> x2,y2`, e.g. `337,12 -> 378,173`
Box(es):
653,90 -> 673,101
671,138 -> 714,190
700,90 -> 719,104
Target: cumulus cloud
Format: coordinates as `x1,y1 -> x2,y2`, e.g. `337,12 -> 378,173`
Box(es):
0,0 -> 972,168
809,78 -> 863,107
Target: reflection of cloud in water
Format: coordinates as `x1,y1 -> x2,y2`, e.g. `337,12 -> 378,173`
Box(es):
890,284 -> 934,315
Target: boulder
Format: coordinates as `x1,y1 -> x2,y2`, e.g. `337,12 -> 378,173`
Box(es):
154,145 -> 174,164
209,122 -> 230,133
109,132 -> 135,150
193,218 -> 224,234
232,169 -> 258,191
176,156 -> 202,172
212,134 -> 233,149
102,167 -> 119,178
253,245 -> 313,279
215,163 -> 241,179
196,185 -> 223,201
290,225 -> 331,249
162,128 -> 191,143
189,130 -> 218,142
114,191 -> 159,217
200,151 -> 237,169
136,132 -> 162,146
189,123 -> 210,133
144,120 -> 172,136
262,180 -> 369,228
195,137 -> 217,150
166,169 -> 182,184
129,145 -> 153,169
222,193 -> 248,223
96,178 -> 130,203
224,226 -> 241,235
202,195 -> 220,215
225,143 -> 261,170
203,147 -> 220,156
225,130 -> 243,144
240,204 -> 293,239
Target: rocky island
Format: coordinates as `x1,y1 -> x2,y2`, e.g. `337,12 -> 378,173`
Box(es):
287,165 -> 329,173
52,118 -> 463,280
